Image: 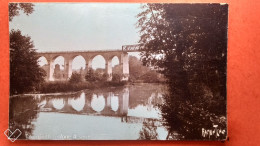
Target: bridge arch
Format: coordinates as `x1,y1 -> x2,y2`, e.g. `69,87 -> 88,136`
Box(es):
111,56 -> 120,65
52,56 -> 66,80
38,57 -> 49,79
90,55 -> 106,70
111,55 -> 120,72
37,55 -> 54,81
37,56 -> 48,66
71,55 -> 86,76
105,55 -> 120,80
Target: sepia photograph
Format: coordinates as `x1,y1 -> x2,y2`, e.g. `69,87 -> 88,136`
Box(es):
9,3 -> 228,140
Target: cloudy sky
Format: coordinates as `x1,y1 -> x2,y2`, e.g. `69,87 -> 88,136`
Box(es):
10,3 -> 142,69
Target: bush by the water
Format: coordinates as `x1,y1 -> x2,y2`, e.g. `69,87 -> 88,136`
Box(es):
85,69 -> 108,82
138,71 -> 165,83
112,73 -> 122,82
40,81 -> 92,93
40,80 -> 127,93
106,80 -> 127,87
69,72 -> 83,83
113,56 -> 166,83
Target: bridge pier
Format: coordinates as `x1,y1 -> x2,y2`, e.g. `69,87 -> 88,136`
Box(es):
106,60 -> 113,81
64,57 -> 73,80
121,53 -> 129,81
47,59 -> 55,81
86,59 -> 92,70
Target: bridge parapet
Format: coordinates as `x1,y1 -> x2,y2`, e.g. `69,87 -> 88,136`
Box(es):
122,44 -> 144,52
37,49 -> 122,54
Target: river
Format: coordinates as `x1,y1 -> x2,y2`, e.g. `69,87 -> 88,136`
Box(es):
9,83 -> 169,140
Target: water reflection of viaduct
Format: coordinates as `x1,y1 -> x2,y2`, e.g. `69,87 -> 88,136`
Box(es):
40,88 -> 129,117
39,87 -> 161,124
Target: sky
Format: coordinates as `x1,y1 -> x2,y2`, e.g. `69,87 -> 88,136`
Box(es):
10,3 -> 142,69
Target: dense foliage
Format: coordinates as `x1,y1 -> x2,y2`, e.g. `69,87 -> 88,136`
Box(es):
137,4 -> 228,140
40,81 -> 91,93
113,56 -> 165,83
9,3 -> 34,21
9,3 -> 46,95
10,30 -> 46,94
85,69 -> 108,82
69,72 -> 83,84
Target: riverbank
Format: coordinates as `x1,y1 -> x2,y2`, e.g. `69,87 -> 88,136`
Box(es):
10,80 -> 166,96
39,81 -> 127,93
10,82 -> 166,98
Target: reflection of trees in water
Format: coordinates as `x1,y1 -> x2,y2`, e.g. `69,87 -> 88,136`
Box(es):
138,121 -> 158,140
9,96 -> 40,139
160,87 -> 227,140
129,84 -> 165,109
147,92 -> 164,110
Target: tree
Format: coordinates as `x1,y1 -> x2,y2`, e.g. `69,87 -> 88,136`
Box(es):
101,73 -> 109,81
129,56 -> 149,80
69,72 -> 83,84
139,70 -> 160,83
137,4 -> 228,140
10,30 -> 46,94
9,3 -> 34,21
85,69 -> 96,82
112,73 -> 122,82
9,3 -> 45,94
138,121 -> 158,140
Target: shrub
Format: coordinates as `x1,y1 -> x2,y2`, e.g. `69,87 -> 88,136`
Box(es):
107,81 -> 127,86
102,73 -> 109,81
40,81 -> 92,93
112,73 -> 121,82
69,72 -> 83,84
85,69 -> 96,82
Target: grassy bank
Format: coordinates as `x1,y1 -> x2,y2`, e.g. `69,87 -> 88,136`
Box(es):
39,81 -> 127,93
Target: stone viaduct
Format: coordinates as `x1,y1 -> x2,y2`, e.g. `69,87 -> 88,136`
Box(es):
37,45 -> 141,81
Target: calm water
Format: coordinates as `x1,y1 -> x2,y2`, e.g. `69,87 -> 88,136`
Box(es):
9,83 -> 169,140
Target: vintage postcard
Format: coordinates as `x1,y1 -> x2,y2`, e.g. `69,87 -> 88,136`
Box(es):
9,3 -> 228,140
